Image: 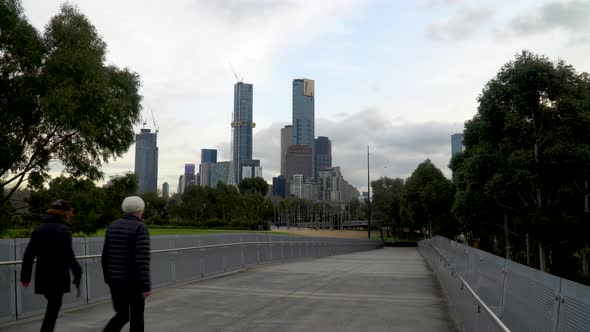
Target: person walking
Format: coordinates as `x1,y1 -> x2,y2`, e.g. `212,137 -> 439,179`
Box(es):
102,196 -> 151,332
20,199 -> 82,332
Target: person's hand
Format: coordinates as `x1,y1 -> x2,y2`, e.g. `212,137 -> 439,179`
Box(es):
141,292 -> 150,299
21,282 -> 29,288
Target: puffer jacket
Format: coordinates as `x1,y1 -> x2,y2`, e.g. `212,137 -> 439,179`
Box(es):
101,213 -> 151,293
20,215 -> 82,295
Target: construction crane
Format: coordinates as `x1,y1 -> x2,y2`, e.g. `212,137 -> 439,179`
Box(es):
150,109 -> 159,133
229,61 -> 243,83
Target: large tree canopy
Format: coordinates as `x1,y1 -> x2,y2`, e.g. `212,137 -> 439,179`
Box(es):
452,51 -> 590,272
0,1 -> 142,203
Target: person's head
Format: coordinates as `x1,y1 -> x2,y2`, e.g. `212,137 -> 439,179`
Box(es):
121,196 -> 145,218
46,199 -> 74,221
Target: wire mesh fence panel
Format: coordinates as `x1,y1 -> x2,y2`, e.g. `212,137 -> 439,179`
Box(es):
0,239 -> 16,323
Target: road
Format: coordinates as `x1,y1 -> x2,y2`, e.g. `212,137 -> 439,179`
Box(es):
0,248 -> 456,332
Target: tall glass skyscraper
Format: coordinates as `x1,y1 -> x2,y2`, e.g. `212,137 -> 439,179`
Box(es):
292,79 -> 314,146
201,149 -> 217,164
313,136 -> 332,178
451,133 -> 464,156
231,82 -> 254,184
134,128 -> 158,193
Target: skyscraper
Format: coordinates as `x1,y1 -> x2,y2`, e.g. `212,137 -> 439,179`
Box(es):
199,149 -> 217,187
292,79 -> 314,146
451,133 -> 464,156
201,149 -> 217,164
178,175 -> 184,194
134,128 -> 158,193
285,144 -> 313,194
184,164 -> 196,188
231,82 -> 254,184
272,176 -> 286,198
280,125 -> 293,176
313,136 -> 332,178
162,182 -> 169,199
210,161 -> 231,188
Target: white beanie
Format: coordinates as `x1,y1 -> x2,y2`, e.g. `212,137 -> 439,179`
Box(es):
122,196 -> 145,213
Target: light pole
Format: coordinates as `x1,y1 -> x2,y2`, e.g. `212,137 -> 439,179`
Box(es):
367,145 -> 371,239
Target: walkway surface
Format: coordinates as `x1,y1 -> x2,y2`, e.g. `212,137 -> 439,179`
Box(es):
0,248 -> 456,332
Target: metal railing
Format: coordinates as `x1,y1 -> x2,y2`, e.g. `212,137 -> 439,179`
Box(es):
420,236 -> 590,332
0,234 -> 382,323
421,239 -> 510,331
0,241 -> 374,266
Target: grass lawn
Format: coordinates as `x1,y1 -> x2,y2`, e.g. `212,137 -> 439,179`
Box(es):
93,228 -> 289,237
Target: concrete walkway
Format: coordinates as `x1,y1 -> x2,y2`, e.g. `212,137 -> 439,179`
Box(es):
0,248 -> 456,332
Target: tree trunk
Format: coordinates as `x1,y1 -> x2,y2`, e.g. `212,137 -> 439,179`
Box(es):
504,211 -> 511,260
526,233 -> 531,266
539,243 -> 547,272
583,246 -> 589,277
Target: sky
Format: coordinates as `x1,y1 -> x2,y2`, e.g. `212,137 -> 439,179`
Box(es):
21,0 -> 590,193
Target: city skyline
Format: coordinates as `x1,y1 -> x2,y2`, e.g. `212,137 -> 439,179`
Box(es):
22,0 -> 590,193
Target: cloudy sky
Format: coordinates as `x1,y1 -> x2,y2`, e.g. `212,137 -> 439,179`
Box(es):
21,0 -> 590,193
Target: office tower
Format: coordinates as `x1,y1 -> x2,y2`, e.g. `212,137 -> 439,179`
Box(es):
272,176 -> 286,198
231,82 -> 254,184
313,136 -> 332,178
285,144 -> 313,180
280,125 -> 293,176
162,182 -> 169,199
451,133 -> 464,156
201,149 -> 218,164
292,79 -> 314,146
210,161 -> 231,188
184,164 -> 196,189
200,163 -> 213,187
134,128 -> 158,193
178,175 -> 184,194
240,159 -> 261,181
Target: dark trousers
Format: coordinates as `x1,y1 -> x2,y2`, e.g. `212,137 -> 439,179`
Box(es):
103,286 -> 145,332
41,292 -> 63,332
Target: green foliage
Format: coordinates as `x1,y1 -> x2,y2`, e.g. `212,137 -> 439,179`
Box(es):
238,177 -> 269,196
401,160 -> 458,238
452,50 -> 590,276
0,1 -> 142,204
371,177 -> 404,230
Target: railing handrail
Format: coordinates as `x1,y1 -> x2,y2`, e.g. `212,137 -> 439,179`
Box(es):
0,240 -> 377,266
420,240 -> 511,332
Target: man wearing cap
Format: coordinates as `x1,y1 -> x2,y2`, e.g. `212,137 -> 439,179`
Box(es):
21,199 -> 82,332
102,196 -> 151,332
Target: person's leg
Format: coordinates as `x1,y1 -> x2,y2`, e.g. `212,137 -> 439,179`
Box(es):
129,292 -> 145,332
40,292 -> 63,332
103,287 -> 130,332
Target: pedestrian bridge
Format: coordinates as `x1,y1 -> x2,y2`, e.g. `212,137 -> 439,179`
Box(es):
2,235 -> 590,331
0,248 -> 454,331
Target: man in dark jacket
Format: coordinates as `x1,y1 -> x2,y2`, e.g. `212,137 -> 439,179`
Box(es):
102,196 -> 151,332
21,199 -> 82,332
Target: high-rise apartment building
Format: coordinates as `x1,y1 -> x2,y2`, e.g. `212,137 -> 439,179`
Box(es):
313,136 -> 332,178
231,82 -> 254,184
290,174 -> 317,201
280,125 -> 293,176
451,133 -> 464,156
292,79 -> 314,146
162,182 -> 169,199
317,167 -> 359,202
134,128 -> 158,193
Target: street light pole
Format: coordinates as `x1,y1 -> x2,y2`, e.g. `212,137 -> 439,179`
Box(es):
367,145 -> 371,239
